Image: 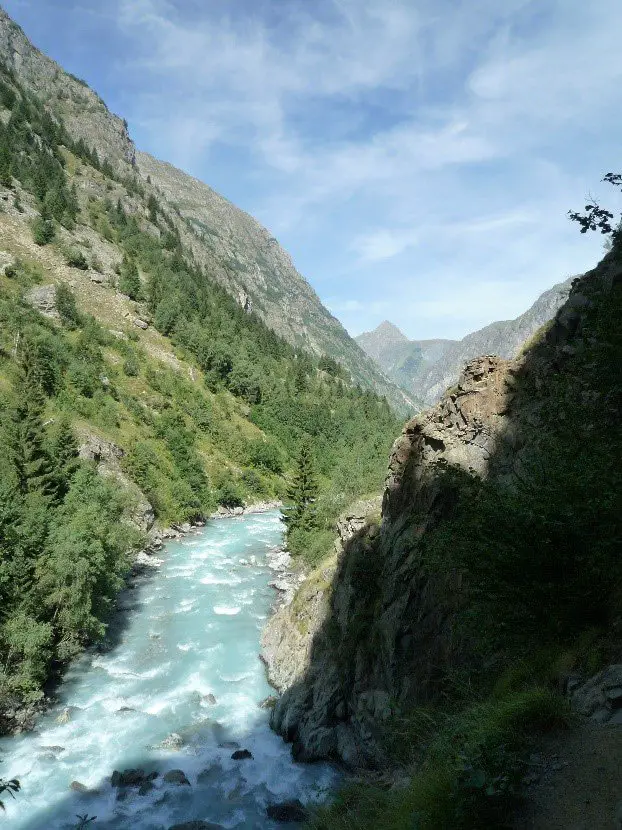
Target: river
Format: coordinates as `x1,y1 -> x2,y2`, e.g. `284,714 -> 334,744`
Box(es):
0,511 -> 334,829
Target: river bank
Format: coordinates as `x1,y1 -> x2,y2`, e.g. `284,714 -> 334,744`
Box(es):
0,500 -> 283,739
0,510 -> 335,829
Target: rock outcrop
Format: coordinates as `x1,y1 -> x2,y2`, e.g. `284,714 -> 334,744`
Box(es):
266,253 -> 620,767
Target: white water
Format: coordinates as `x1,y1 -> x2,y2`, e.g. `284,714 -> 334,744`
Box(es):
0,511 -> 334,829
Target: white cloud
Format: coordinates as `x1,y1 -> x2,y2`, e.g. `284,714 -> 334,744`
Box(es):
107,0 -> 622,338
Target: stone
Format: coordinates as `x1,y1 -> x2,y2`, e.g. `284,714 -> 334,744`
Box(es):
26,284 -> 57,318
111,768 -> 146,787
133,317 -> 148,329
156,732 -> 184,750
204,693 -> 217,705
116,706 -> 136,714
266,800 -> 308,822
168,822 -> 225,830
231,749 -> 253,760
138,780 -> 155,795
70,781 -> 98,795
258,695 -> 277,709
163,769 -> 190,786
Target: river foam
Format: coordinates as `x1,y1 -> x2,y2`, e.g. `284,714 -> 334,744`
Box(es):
0,511 -> 334,829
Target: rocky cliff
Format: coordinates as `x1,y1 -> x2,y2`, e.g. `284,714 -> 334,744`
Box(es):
263,251 -> 621,768
356,277 -> 573,405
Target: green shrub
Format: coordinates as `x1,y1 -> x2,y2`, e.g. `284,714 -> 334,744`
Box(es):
32,216 -> 55,245
64,247 -> 88,270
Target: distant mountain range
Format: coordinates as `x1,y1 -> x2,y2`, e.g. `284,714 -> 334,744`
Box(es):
356,277 -> 574,404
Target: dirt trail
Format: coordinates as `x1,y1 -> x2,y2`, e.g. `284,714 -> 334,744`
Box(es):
512,721 -> 622,830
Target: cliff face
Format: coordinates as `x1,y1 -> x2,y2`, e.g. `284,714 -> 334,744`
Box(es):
264,252 -> 621,768
356,277 -> 573,405
0,9 -> 135,173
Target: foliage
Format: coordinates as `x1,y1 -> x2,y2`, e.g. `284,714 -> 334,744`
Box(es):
568,172 -> 622,246
55,283 -> 83,329
281,439 -> 318,533
0,778 -> 20,811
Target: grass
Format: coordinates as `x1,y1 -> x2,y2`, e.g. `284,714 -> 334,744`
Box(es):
308,687 -> 570,830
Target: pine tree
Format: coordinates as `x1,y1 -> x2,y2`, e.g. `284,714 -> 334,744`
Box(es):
282,439 -> 318,531
11,342 -> 56,498
118,255 -> 142,300
50,416 -> 79,500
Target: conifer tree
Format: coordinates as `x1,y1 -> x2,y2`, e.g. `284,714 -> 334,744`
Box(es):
118,255 -> 142,300
282,439 -> 318,531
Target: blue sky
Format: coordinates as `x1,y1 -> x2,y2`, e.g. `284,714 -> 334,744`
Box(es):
4,0 -> 621,339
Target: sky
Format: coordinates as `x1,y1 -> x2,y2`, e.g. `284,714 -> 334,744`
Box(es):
3,0 -> 621,339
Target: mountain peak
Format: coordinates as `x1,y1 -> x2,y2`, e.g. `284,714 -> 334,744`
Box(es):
374,320 -> 409,341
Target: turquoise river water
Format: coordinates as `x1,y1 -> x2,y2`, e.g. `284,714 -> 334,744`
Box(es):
0,511 -> 334,829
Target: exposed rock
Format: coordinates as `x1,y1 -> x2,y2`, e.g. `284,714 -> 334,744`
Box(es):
163,769 -> 191,786
26,284 -> 58,318
156,732 -> 185,751
266,800 -> 309,822
111,768 -> 148,787
571,665 -> 622,723
70,781 -> 97,795
133,317 -> 149,330
259,695 -> 278,709
265,256 -> 620,768
231,748 -> 252,760
203,693 -> 217,705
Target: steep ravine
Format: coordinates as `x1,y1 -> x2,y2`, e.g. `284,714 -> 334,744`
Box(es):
261,249 -> 622,770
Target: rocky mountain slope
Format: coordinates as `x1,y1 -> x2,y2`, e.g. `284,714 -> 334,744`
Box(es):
0,7 -> 412,413
262,245 -> 621,788
357,276 -> 573,404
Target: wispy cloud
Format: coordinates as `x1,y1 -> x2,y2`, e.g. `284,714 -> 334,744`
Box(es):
15,0 -> 618,339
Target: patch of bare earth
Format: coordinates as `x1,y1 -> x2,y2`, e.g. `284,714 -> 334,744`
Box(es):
512,721 -> 622,830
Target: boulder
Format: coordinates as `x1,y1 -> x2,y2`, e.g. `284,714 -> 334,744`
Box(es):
133,317 -> 148,329
163,769 -> 190,786
156,732 -> 184,751
111,768 -> 146,787
231,749 -> 253,760
259,695 -> 278,709
203,693 -> 217,705
70,781 -> 99,795
266,800 -> 308,822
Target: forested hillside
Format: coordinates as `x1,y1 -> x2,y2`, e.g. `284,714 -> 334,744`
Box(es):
0,57 -> 401,718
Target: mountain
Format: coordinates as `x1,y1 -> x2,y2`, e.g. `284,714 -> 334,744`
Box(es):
0,7 -> 413,414
356,277 -> 574,404
0,8 -> 404,721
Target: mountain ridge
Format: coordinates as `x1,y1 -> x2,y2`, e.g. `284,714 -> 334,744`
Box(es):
356,276 -> 574,403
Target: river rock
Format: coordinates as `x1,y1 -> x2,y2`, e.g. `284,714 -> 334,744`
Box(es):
156,732 -> 185,750
163,769 -> 191,786
41,745 -> 65,753
116,706 -> 137,714
203,693 -> 217,705
231,748 -> 252,760
266,800 -> 308,822
259,695 -> 278,709
70,781 -> 99,795
111,768 -> 147,787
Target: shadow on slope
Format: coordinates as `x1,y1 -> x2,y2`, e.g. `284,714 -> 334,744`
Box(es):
269,249 -> 622,827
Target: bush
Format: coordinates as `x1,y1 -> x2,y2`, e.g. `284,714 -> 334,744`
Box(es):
122,351 -> 140,377
55,283 -> 83,329
247,438 -> 284,474
32,216 -> 55,245
64,248 -> 89,270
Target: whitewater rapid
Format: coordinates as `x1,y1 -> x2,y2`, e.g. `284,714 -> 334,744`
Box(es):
0,511 -> 334,829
